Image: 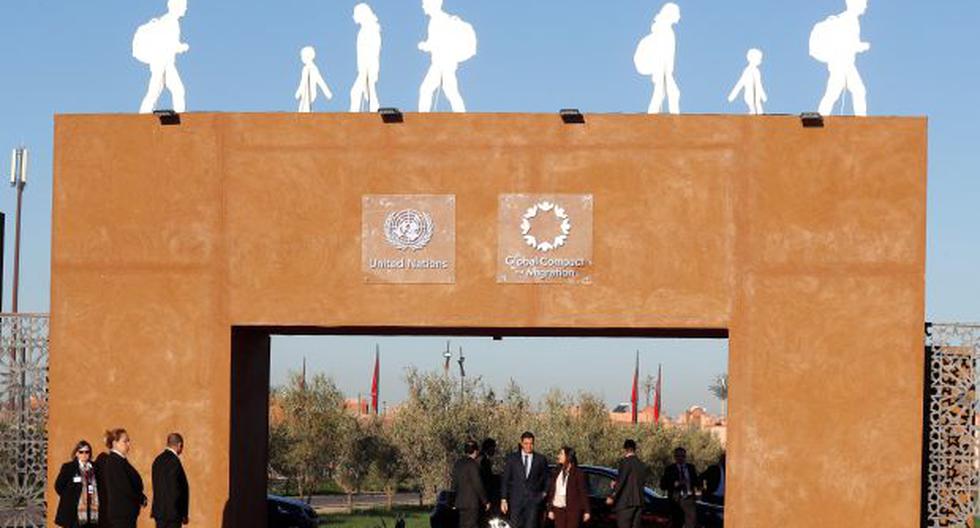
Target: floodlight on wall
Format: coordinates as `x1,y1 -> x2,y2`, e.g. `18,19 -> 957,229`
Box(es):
153,109 -> 181,126
559,108 -> 585,124
378,107 -> 404,124
800,112 -> 825,128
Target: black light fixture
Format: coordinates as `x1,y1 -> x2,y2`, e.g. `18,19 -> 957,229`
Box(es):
800,112 -> 824,128
559,108 -> 585,124
378,107 -> 404,124
153,109 -> 181,126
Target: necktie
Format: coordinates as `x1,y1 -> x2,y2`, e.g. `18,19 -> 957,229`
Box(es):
523,454 -> 530,478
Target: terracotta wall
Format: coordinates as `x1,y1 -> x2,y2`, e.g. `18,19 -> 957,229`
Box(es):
49,113 -> 926,527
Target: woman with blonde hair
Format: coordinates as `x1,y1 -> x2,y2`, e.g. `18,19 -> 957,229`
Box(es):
101,428 -> 147,528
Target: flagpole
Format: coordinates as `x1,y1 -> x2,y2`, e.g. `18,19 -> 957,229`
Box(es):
631,350 -> 639,425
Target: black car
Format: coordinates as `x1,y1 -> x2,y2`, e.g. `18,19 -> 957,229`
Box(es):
430,465 -> 722,528
269,494 -> 319,528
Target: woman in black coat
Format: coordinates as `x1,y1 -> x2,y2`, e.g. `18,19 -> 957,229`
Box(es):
101,428 -> 147,528
54,440 -> 100,527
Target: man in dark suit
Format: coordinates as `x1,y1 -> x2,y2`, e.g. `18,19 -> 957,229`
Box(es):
606,439 -> 649,528
701,453 -> 725,506
500,431 -> 550,528
478,438 -> 499,514
151,433 -> 190,528
659,447 -> 699,528
451,440 -> 489,528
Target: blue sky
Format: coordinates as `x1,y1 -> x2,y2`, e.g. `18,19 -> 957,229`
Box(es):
0,1 -> 976,411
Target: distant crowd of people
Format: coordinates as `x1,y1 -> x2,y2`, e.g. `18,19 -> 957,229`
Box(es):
451,432 -> 726,528
53,429 -> 189,528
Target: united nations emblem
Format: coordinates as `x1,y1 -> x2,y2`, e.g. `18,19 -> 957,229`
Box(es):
520,201 -> 571,252
384,209 -> 434,251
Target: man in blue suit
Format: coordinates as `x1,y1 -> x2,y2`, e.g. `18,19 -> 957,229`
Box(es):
500,432 -> 550,528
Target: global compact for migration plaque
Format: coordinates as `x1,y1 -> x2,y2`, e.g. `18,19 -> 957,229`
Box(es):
362,195 -> 455,284
497,194 -> 594,284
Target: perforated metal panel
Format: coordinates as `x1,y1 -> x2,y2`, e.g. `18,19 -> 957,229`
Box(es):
925,323 -> 980,527
0,314 -> 48,528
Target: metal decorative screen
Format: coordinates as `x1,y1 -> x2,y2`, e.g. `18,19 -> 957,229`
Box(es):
925,323 -> 980,527
0,314 -> 48,528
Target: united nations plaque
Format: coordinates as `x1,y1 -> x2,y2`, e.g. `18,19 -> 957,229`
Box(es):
362,195 -> 455,283
497,194 -> 593,284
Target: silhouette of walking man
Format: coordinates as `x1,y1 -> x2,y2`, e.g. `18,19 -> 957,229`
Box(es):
350,3 -> 382,112
634,2 -> 681,114
134,0 -> 190,114
728,48 -> 767,115
418,0 -> 477,113
812,0 -> 871,116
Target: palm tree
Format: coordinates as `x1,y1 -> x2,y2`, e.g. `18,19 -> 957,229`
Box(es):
708,373 -> 729,416
642,374 -> 656,407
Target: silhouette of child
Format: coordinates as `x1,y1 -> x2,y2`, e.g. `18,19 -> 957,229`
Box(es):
728,48 -> 767,115
136,0 -> 190,114
295,46 -> 333,113
350,3 -> 382,112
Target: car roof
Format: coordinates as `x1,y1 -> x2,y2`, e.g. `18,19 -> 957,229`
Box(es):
267,494 -> 312,509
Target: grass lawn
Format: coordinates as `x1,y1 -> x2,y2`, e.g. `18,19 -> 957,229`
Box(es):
319,505 -> 431,528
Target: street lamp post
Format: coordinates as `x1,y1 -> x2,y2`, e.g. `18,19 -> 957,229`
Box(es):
10,147 -> 27,313
8,147 -> 28,503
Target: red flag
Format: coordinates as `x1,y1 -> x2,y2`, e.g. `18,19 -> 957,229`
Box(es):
631,351 -> 639,424
370,345 -> 380,415
653,364 -> 662,425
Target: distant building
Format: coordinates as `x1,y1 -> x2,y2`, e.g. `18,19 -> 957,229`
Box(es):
608,403 -> 727,446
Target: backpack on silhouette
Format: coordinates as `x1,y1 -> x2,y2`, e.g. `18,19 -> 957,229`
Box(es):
809,15 -> 847,64
447,16 -> 477,63
132,18 -> 170,65
633,34 -> 659,75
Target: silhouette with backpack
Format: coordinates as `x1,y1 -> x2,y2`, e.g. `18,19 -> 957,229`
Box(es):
417,0 -> 477,113
133,0 -> 190,114
810,0 -> 871,116
634,2 -> 682,114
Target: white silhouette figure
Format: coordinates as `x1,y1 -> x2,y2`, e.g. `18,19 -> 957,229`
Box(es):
134,0 -> 190,114
350,4 -> 382,112
634,2 -> 681,114
295,46 -> 333,113
728,49 -> 767,115
417,0 -> 477,113
811,0 -> 870,116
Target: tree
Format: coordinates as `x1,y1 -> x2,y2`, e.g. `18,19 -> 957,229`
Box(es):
392,368 -> 493,505
335,417 -> 379,513
272,372 -> 348,499
708,374 -> 729,415
372,423 -> 404,510
642,374 -> 657,408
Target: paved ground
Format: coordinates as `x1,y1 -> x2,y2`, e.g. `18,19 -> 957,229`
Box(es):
306,492 -> 422,513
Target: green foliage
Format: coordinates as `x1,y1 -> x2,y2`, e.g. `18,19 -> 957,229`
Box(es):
391,368 -> 493,503
271,372 -> 349,498
268,369 -> 725,504
318,505 -> 431,528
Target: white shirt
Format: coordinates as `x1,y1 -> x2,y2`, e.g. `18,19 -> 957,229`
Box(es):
522,452 -> 533,478
111,449 -> 127,459
167,447 -> 181,457
552,471 -> 568,508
